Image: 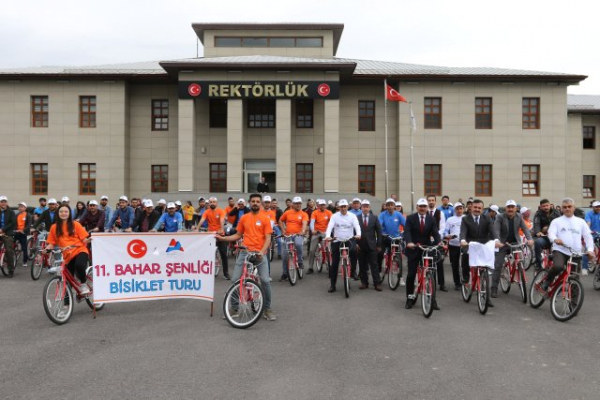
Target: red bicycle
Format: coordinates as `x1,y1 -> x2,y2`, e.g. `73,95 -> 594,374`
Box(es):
381,235 -> 404,290
223,246 -> 265,329
530,246 -> 585,322
460,247 -> 492,315
0,234 -> 22,277
314,233 -> 331,273
335,238 -> 354,298
30,230 -> 54,280
42,246 -> 104,325
411,244 -> 443,318
282,234 -> 303,285
500,244 -> 528,303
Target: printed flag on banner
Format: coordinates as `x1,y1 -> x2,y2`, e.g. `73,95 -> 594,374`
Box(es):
91,232 -> 216,304
386,84 -> 408,102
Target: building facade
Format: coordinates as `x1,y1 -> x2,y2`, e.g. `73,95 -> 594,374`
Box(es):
0,22 -> 595,207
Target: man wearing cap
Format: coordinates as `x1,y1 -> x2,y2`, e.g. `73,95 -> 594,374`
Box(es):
32,198 -> 59,232
151,202 -> 183,233
228,199 -> 250,229
33,197 -> 47,222
443,202 -> 465,290
155,199 -> 166,215
279,196 -> 309,281
0,196 -> 17,276
79,200 -> 105,233
132,200 -> 160,233
532,199 -> 561,271
427,195 -> 448,291
404,198 -> 442,309
378,198 -> 407,285
582,200 -> 600,274
99,196 -> 113,228
327,200 -> 335,213
107,196 -> 135,232
438,195 -> 454,220
357,199 -> 383,290
307,199 -> 333,274
198,197 -> 230,279
492,200 -> 534,298
15,202 -> 31,267
325,199 -> 361,292
487,205 -> 499,224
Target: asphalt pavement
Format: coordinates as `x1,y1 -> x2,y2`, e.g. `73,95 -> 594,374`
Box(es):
1,255 -> 599,400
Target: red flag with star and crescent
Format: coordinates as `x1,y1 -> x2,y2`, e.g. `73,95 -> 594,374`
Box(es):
386,84 -> 407,102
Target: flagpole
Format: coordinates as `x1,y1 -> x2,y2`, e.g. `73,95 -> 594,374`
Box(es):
384,78 -> 389,199
409,102 -> 415,212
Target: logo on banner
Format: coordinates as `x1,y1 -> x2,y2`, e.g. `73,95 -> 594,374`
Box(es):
188,83 -> 201,97
166,239 -> 185,254
127,239 -> 147,259
317,83 -> 331,97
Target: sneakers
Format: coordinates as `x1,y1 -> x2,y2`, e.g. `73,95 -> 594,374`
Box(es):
79,285 -> 90,296
306,268 -> 314,274
582,269 -> 589,276
263,309 -> 277,321
491,287 -> 498,298
223,274 -> 231,280
269,277 -> 272,282
23,262 -> 28,268
279,275 -> 288,282
400,277 -> 406,287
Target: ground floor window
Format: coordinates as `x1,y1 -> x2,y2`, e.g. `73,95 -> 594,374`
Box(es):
79,163 -> 96,195
210,163 -> 227,192
424,164 -> 442,196
31,163 -> 48,195
358,165 -> 375,195
296,163 -> 313,193
522,165 -> 540,196
583,175 -> 595,199
475,164 -> 492,196
152,165 -> 168,193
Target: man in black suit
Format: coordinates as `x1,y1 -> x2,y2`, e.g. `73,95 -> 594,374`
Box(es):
356,200 -> 383,291
459,198 -> 501,306
404,198 -> 442,310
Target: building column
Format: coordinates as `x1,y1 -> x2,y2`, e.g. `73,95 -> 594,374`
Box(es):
276,99 -> 292,192
227,99 -> 243,192
324,99 -> 340,192
178,99 -> 196,192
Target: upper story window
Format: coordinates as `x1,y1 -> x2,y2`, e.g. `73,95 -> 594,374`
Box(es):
151,99 -> 169,131
424,97 -> 442,129
31,96 -> 48,127
522,98 -> 540,129
215,37 -> 323,48
80,96 -> 96,128
247,99 -> 275,128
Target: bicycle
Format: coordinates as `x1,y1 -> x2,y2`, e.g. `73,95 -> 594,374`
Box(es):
314,233 -> 332,274
282,234 -> 303,285
411,244 -> 443,318
460,246 -> 492,315
499,243 -> 528,303
42,246 -> 105,325
0,233 -> 20,276
268,232 -> 277,262
380,235 -> 404,290
520,236 -> 534,271
529,246 -> 585,322
334,238 -> 354,298
214,248 -> 222,277
31,230 -> 54,280
587,233 -> 600,273
222,246 -> 265,329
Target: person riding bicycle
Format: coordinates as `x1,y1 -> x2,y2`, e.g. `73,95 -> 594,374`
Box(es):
492,200 -> 534,298
217,193 -> 276,321
307,199 -> 333,274
79,200 -> 105,233
0,196 -> 17,277
279,196 -> 309,281
582,200 -> 600,274
532,198 -> 561,272
197,197 -> 230,280
151,203 -> 183,233
324,199 -> 361,293
45,205 -> 92,295
378,198 -> 406,284
106,196 -> 135,232
14,202 -> 32,267
542,198 -> 594,291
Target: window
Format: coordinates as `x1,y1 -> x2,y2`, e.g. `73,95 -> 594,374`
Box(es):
424,97 -> 442,129
296,99 -> 313,128
584,175 -> 595,198
522,165 -> 540,196
210,99 -> 228,128
269,37 -> 295,47
151,165 -> 168,193
583,126 -> 595,149
296,164 -> 313,193
79,164 -> 96,195
215,37 -> 323,48
31,96 -> 48,127
358,165 -> 375,195
80,96 -> 96,128
424,164 -> 442,196
295,37 -> 322,47
247,99 -> 275,128
151,100 -> 169,131
241,37 -> 267,47
215,37 -> 242,47
522,98 -> 540,129
210,163 -> 227,192
31,163 -> 48,195
475,97 -> 492,129
475,165 -> 493,196
358,100 -> 375,131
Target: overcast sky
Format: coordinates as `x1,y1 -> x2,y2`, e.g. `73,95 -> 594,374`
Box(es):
2,0 -> 598,94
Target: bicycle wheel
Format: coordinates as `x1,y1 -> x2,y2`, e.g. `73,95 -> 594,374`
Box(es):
214,250 -> 222,277
529,269 -> 548,309
594,269 -> 600,291
14,243 -> 22,266
31,251 -> 44,280
421,271 -> 434,318
43,276 -> 73,325
27,237 -> 35,258
288,257 -> 297,286
342,259 -> 350,298
460,267 -> 472,302
0,252 -> 9,277
500,264 -> 511,293
477,269 -> 489,315
84,266 -> 105,311
269,240 -> 275,262
223,279 -> 265,329
388,255 -> 401,290
522,245 -> 533,271
517,262 -> 527,304
551,278 -> 584,322
315,247 -> 323,273
298,260 -> 303,280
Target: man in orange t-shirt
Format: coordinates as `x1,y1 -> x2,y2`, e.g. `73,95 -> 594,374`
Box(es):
217,194 -> 275,321
15,202 -> 32,267
307,199 -> 333,273
198,197 -> 229,279
224,197 -> 237,226
279,196 -> 308,280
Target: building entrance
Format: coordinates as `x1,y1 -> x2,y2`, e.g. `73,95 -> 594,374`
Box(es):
244,160 -> 276,193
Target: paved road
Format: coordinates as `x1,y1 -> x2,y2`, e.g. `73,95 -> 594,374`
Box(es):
1,257 -> 599,400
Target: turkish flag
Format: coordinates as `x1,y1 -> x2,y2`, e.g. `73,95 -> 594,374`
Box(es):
386,84 -> 407,102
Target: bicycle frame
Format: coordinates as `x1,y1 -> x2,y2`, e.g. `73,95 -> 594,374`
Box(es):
383,236 -> 402,273
542,253 -> 581,299
338,239 -> 351,277
236,250 -> 261,304
318,235 -> 332,264
415,245 -> 439,294
505,244 -> 527,284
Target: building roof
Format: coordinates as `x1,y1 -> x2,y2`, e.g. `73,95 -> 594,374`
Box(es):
0,61 -> 166,78
568,94 -> 600,113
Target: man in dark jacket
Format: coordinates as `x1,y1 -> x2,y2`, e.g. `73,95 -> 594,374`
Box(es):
257,177 -> 269,193
0,196 -> 17,276
79,200 -> 105,233
356,200 -> 383,290
32,198 -> 59,232
228,199 -> 251,229
132,200 -> 161,232
532,198 -> 562,271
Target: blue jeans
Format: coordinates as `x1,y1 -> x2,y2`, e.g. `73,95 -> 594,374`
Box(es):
282,235 -> 304,275
273,226 -> 282,256
231,250 -> 271,310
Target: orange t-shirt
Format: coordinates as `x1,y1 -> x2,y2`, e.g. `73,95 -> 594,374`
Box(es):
203,207 -> 226,232
236,212 -> 273,252
280,209 -> 309,234
311,209 -> 333,233
519,219 -> 533,237
47,221 -> 89,265
17,212 -> 27,231
224,206 -> 236,225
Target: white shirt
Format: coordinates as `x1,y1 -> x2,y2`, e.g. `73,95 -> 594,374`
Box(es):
444,215 -> 464,246
325,211 -> 361,241
429,207 -> 446,237
548,215 -> 594,256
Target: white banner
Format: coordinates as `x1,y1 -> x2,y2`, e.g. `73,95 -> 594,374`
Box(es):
91,233 -> 215,303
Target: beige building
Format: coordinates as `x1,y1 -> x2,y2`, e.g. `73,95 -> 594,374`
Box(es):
0,22 -> 595,208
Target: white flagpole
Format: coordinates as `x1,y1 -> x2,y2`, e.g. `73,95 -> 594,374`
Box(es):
409,102 -> 416,212
384,79 -> 389,199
